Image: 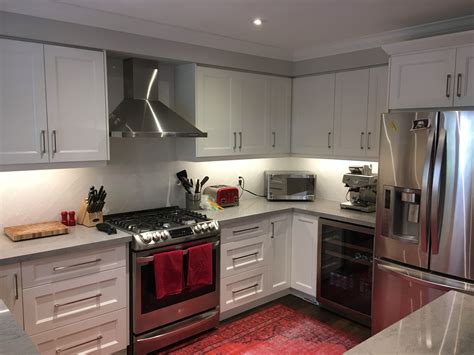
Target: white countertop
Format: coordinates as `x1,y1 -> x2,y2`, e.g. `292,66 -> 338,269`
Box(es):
346,291 -> 474,354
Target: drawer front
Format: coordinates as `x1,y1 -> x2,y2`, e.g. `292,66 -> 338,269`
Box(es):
22,244 -> 126,288
24,267 -> 126,335
221,235 -> 270,278
31,308 -> 127,355
220,266 -> 269,312
221,217 -> 269,244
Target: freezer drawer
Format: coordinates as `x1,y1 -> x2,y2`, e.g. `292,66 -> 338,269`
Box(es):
372,258 -> 474,334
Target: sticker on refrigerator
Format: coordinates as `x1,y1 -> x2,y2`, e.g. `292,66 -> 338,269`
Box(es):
411,119 -> 431,130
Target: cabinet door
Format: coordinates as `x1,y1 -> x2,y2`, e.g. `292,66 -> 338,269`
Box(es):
291,214 -> 318,297
366,66 -> 388,159
238,73 -> 270,155
454,45 -> 474,107
0,263 -> 23,327
196,67 -> 238,157
44,45 -> 107,162
292,74 -> 335,156
388,49 -> 456,109
269,77 -> 291,154
269,214 -> 292,293
0,39 -> 48,165
333,69 -> 370,157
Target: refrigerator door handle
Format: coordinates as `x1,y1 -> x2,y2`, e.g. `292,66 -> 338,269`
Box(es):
377,261 -> 474,293
430,128 -> 446,255
419,126 -> 436,253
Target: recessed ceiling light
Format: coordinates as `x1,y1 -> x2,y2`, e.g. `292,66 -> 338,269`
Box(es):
253,18 -> 263,26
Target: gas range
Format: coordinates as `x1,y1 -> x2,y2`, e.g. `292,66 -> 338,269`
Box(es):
104,206 -> 219,251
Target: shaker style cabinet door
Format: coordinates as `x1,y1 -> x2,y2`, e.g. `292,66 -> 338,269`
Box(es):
292,74 -> 335,156
44,45 -> 107,162
269,214 -> 292,293
0,263 -> 24,327
388,48 -> 456,109
453,45 -> 474,107
0,38 -> 48,165
269,77 -> 291,154
333,69 -> 370,157
366,66 -> 388,158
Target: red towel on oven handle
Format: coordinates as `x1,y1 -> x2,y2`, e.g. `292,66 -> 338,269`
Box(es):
187,243 -> 213,288
154,250 -> 184,300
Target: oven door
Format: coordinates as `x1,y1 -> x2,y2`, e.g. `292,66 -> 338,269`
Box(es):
132,236 -> 220,335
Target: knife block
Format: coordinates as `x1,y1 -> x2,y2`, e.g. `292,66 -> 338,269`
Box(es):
77,199 -> 103,227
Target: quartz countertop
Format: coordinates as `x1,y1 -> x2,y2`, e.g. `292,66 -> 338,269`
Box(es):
0,225 -> 131,265
0,300 -> 38,355
346,291 -> 474,354
205,197 -> 376,228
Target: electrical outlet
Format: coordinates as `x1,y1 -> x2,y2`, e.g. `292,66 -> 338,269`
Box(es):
238,176 -> 244,187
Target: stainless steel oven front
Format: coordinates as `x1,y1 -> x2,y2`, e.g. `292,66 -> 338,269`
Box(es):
131,235 -> 220,354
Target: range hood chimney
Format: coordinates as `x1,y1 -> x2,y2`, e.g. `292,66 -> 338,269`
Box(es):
109,58 -> 207,138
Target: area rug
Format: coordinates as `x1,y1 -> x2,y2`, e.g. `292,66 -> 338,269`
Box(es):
164,304 -> 361,354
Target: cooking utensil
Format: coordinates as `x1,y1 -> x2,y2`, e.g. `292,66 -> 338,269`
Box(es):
195,179 -> 200,193
200,176 -> 209,190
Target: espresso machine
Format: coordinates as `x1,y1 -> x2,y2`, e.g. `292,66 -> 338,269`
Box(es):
340,165 -> 377,213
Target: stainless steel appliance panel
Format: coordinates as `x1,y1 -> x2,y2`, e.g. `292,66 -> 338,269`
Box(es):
430,111 -> 474,280
375,111 -> 438,268
264,171 -> 316,201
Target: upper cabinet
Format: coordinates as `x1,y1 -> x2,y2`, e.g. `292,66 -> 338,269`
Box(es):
177,65 -> 291,159
0,39 -> 108,166
454,45 -> 474,107
366,66 -> 388,158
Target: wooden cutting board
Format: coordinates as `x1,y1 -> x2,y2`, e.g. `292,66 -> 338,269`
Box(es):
4,221 -> 69,242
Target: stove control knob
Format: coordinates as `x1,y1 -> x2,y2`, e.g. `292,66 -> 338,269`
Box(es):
141,234 -> 151,244
208,222 -> 216,231
201,223 -> 209,232
152,233 -> 160,242
161,231 -> 170,241
194,225 -> 202,233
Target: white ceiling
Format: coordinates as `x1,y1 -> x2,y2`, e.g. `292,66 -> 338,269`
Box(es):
1,0 -> 473,60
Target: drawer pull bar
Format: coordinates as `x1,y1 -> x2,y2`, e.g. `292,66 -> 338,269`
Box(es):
54,293 -> 102,308
232,226 -> 259,235
232,283 -> 258,294
14,274 -> 19,300
232,252 -> 259,262
53,258 -> 102,271
56,335 -> 103,353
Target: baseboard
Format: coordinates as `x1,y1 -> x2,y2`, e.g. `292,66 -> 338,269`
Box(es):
289,288 -> 319,305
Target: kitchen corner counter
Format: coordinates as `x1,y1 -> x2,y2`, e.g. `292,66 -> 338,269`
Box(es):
205,197 -> 376,228
0,300 -> 38,355
346,291 -> 474,354
0,225 -> 132,265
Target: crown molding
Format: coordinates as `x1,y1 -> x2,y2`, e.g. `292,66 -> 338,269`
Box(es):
293,15 -> 474,61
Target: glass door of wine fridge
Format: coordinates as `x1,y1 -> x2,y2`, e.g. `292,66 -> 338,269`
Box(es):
317,218 -> 374,326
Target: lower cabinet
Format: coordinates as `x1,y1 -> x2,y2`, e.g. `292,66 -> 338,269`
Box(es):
269,214 -> 292,293
0,263 -> 23,327
291,213 -> 318,297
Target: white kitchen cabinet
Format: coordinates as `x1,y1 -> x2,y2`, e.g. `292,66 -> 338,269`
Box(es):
292,74 -> 335,156
333,69 -> 370,157
291,213 -> 318,297
366,66 -> 388,158
454,45 -> 474,107
269,77 -> 291,154
269,214 -> 292,293
0,263 -> 23,327
44,45 -> 107,162
0,38 -> 48,165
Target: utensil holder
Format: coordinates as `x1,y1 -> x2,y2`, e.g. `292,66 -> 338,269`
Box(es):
77,199 -> 104,227
185,193 -> 201,210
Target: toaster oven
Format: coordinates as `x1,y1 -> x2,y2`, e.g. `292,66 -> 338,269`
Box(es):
264,171 -> 316,201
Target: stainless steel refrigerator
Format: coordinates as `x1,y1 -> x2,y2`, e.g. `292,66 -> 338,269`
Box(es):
373,110 -> 474,334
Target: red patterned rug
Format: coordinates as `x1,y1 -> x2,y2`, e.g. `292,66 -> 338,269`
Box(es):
163,304 -> 361,354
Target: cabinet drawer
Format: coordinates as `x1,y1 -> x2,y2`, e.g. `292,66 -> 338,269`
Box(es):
221,235 -> 270,278
24,267 -> 126,335
22,244 -> 126,288
220,266 -> 269,312
221,217 -> 269,244
31,308 -> 127,355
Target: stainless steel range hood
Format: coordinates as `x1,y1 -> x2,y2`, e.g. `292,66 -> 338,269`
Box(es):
109,58 -> 207,138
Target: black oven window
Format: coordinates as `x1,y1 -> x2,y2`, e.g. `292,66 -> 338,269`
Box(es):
287,177 -> 314,195
141,248 -> 217,314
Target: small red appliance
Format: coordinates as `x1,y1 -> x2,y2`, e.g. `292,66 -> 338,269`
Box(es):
203,185 -> 239,207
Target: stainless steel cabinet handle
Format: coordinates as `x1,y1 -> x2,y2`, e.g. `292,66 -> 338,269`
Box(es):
232,252 -> 259,261
53,258 -> 102,271
54,293 -> 102,308
445,74 -> 451,98
40,130 -> 46,157
272,132 -> 276,148
360,132 -> 365,149
14,274 -> 19,300
232,226 -> 259,235
232,283 -> 258,294
327,132 -> 331,149
239,132 -> 242,150
56,335 -> 103,353
270,222 -> 275,239
367,132 -> 371,150
233,132 -> 237,150
456,73 -> 462,97
52,130 -> 57,154
430,128 -> 446,255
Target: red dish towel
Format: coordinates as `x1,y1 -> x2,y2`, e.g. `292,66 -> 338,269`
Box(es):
154,250 -> 184,300
187,243 -> 213,288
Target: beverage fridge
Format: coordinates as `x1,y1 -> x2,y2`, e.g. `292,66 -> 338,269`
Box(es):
373,110 -> 474,334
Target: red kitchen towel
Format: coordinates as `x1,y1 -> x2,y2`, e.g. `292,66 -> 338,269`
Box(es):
154,250 -> 184,300
187,243 -> 213,288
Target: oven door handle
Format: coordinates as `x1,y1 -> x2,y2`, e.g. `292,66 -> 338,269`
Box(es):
136,240 -> 220,264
